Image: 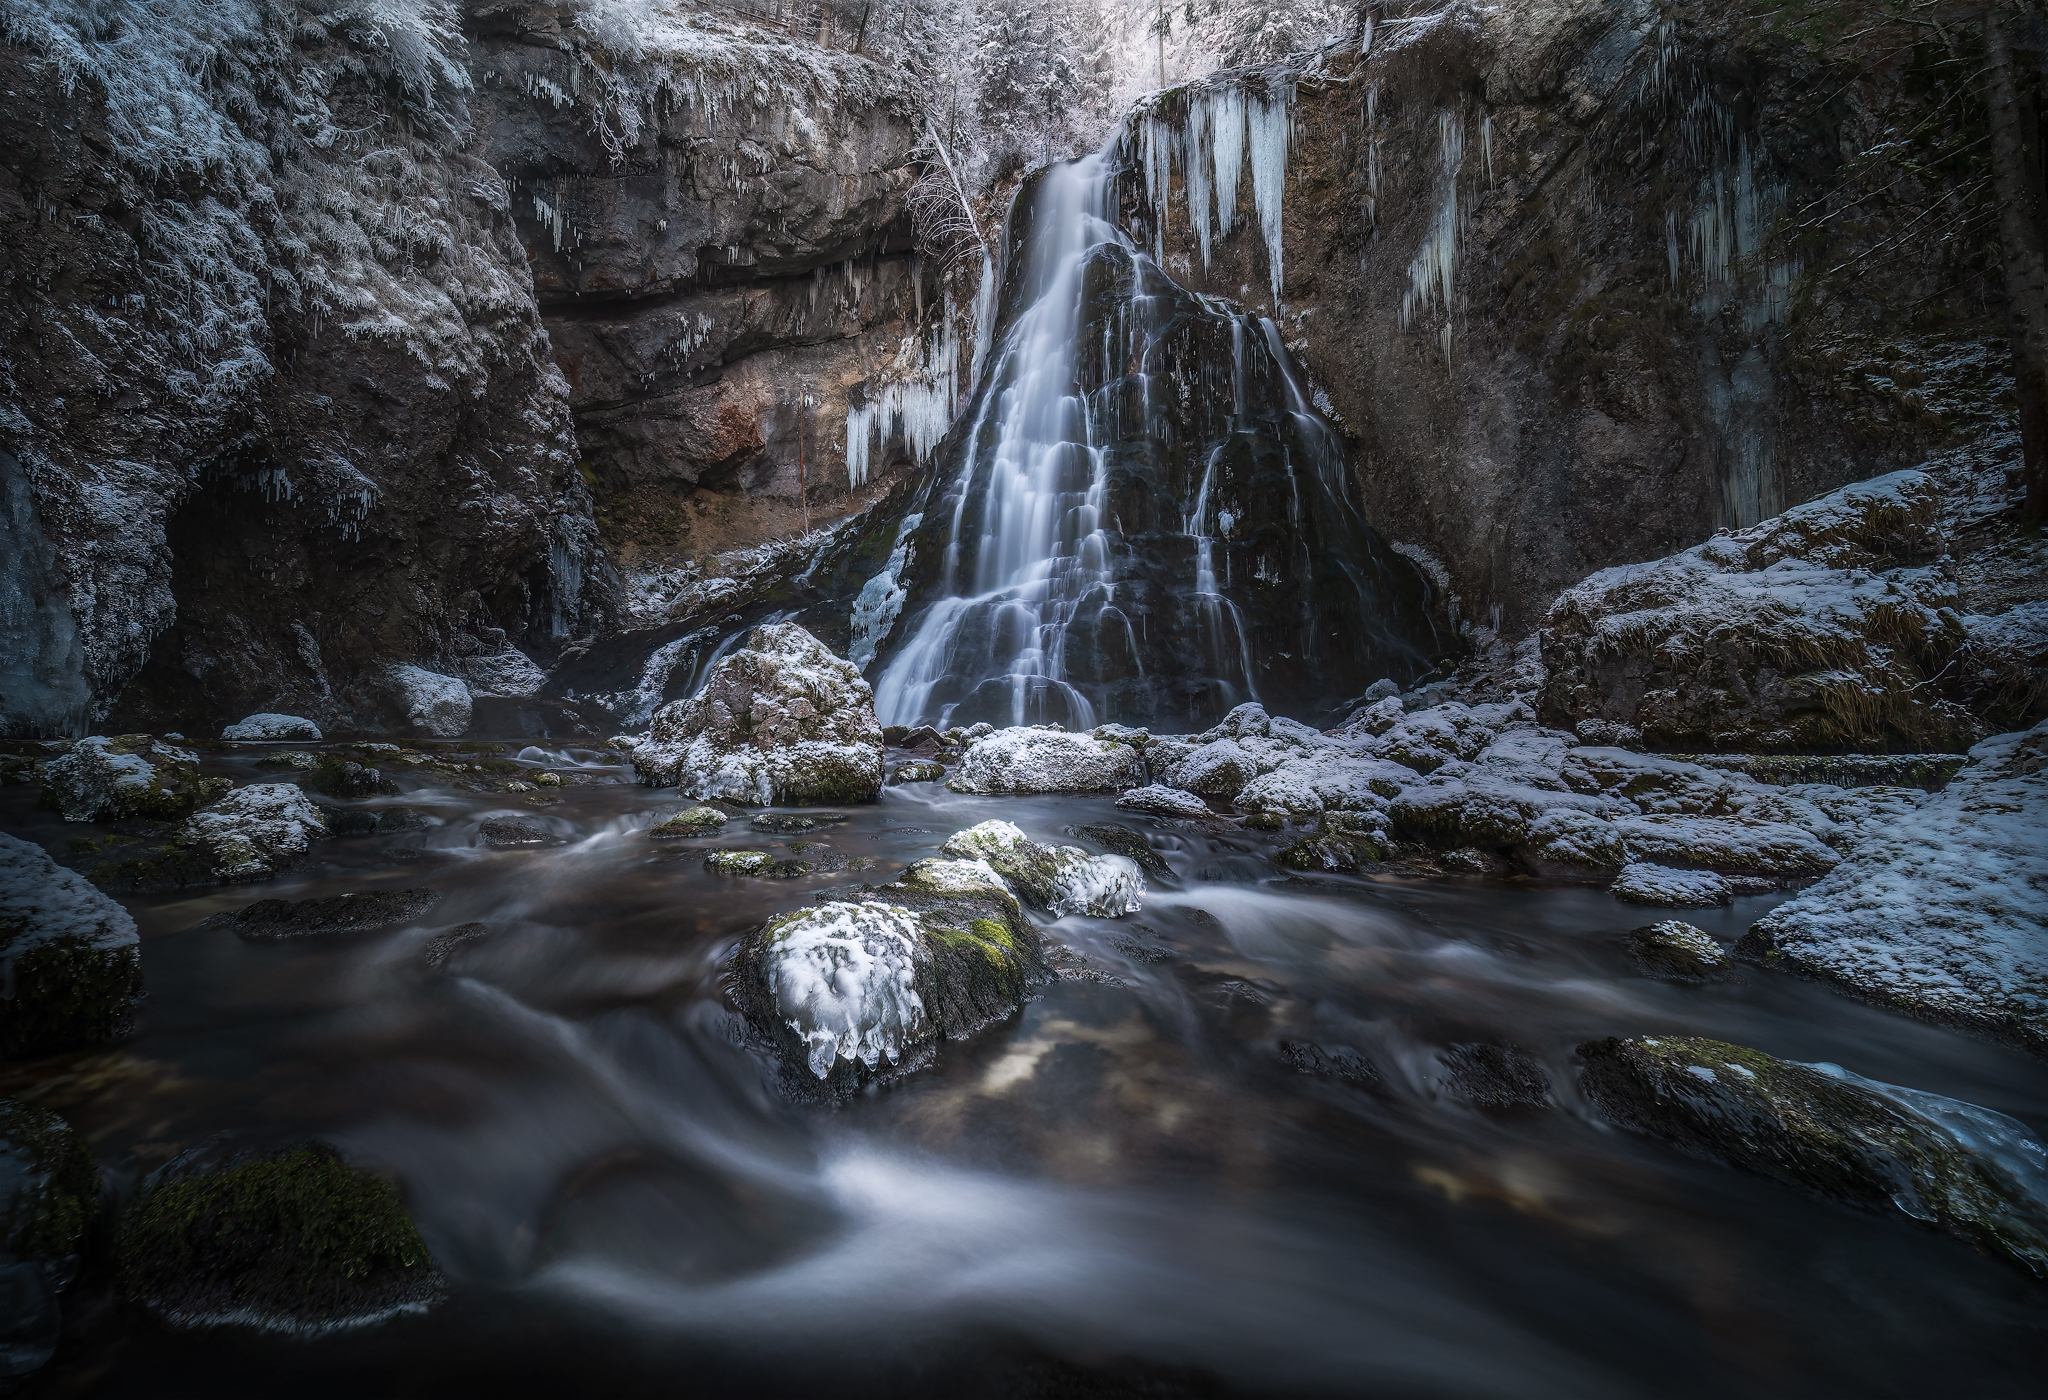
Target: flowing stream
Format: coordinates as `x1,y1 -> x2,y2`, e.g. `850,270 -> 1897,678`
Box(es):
5,750 -> 2045,1398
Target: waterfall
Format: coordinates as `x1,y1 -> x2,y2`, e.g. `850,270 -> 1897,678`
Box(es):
874,154 -> 1119,731
870,136 -> 1441,732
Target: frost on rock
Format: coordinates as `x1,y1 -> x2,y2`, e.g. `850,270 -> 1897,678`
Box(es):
760,902 -> 928,1080
1540,449 -> 2039,752
630,623 -> 883,804
462,649 -> 548,700
946,727 -> 1144,795
178,784 -> 331,883
38,736 -> 227,822
386,666 -> 473,738
939,820 -> 1144,919
1116,784 -> 1211,817
1741,720 -> 2048,1052
1627,921 -> 1736,981
1611,864 -> 1734,908
1,831 -> 142,1057
847,513 -> 922,672
221,714 -> 322,741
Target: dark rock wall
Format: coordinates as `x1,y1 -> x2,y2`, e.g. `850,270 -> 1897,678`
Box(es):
0,1 -> 941,737
1134,0 -> 2013,639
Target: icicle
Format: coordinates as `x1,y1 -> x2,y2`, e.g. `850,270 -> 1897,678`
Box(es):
1248,88 -> 1292,304
1481,112 -> 1493,185
1665,211 -> 1680,288
845,402 -> 875,487
1212,86 -> 1246,240
1184,94 -> 1214,268
1399,111 -> 1464,362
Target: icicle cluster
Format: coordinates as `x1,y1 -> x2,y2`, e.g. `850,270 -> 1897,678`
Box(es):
1399,110 -> 1465,364
1128,78 -> 1293,303
844,298 -> 968,488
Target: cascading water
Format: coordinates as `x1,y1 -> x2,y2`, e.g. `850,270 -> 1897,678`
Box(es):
872,128 -> 1442,732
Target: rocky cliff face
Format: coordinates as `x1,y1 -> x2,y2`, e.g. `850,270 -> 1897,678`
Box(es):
0,1 -> 945,739
1127,0 -> 2016,640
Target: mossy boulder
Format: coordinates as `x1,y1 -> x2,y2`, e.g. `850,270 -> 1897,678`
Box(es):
0,1101 -> 100,1380
647,806 -> 728,837
116,1142 -> 443,1332
728,864 -> 1049,1100
938,820 -> 1143,917
888,760 -> 948,785
86,784 -> 331,894
298,756 -> 400,799
1626,922 -> 1736,981
1578,1036 -> 2048,1277
1,834 -> 144,1059
706,850 -> 775,875
38,736 -> 228,822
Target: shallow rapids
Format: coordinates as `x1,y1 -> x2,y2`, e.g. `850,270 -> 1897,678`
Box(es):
4,745 -> 2044,1398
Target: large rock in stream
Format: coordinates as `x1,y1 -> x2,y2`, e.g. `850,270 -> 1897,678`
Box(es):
1579,1036 -> 2048,1277
0,833 -> 143,1059
1,1100 -> 100,1380
116,1140 -> 443,1333
729,861 -> 1050,1101
631,623 -> 883,805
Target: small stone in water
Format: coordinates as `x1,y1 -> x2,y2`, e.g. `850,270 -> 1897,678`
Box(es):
752,813 -> 818,833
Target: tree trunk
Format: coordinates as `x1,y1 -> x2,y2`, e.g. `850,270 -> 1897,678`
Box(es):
1984,3 -> 2048,522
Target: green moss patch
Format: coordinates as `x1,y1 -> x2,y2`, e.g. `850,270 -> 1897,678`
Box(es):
117,1144 -> 443,1332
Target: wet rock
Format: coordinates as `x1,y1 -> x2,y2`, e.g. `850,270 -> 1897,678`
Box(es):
751,812 -> 819,834
707,851 -> 775,875
1611,863 -> 1734,908
298,756 -> 401,799
947,727 -> 1145,794
1577,1036 -> 2048,1277
256,750 -> 322,771
477,816 -> 552,847
461,648 -> 547,700
940,821 -> 1143,917
194,888 -> 441,941
117,1140 -> 443,1332
1279,1041 -> 1380,1086
1115,784 -> 1209,817
1068,825 -> 1171,878
1739,720 -> 2048,1053
321,805 -> 427,839
178,784 -> 330,883
221,714 -> 322,742
422,923 -> 489,971
386,666 -> 473,739
633,624 -> 883,805
647,806 -> 729,837
38,736 -> 228,822
728,867 -> 1048,1097
1440,1043 -> 1554,1108
1276,830 -> 1385,873
0,1101 -> 99,1381
1,833 -> 143,1058
889,760 -> 947,784
1627,921 -> 1737,981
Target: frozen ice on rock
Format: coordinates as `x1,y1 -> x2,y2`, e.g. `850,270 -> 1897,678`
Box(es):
221,714 -> 322,741
1116,785 -> 1210,817
947,728 -> 1143,794
1610,864 -> 1734,908
940,821 -> 1144,917
761,902 -> 928,1079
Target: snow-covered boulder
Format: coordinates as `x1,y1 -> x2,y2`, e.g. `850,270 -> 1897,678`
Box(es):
631,622 -> 883,805
728,860 -> 1050,1098
177,784 -> 330,883
387,666 -> 473,738
939,820 -> 1143,917
1610,864 -> 1733,908
1115,784 -> 1210,817
1579,1036 -> 2048,1276
946,727 -> 1143,794
463,649 -> 548,700
1740,720 -> 2048,1053
221,714 -> 322,741
38,736 -> 228,823
1,833 -> 143,1057
1542,461 -> 2004,752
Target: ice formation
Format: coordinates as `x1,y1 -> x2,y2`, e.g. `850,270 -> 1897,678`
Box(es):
763,902 -> 929,1079
938,820 -> 1145,918
221,714 -> 323,742
946,728 -> 1145,795
848,513 -> 923,672
1129,78 -> 1290,300
1399,110 -> 1465,363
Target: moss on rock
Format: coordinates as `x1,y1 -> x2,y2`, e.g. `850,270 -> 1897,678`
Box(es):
1578,1035 -> 2048,1277
116,1143 -> 443,1332
1,1101 -> 99,1265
